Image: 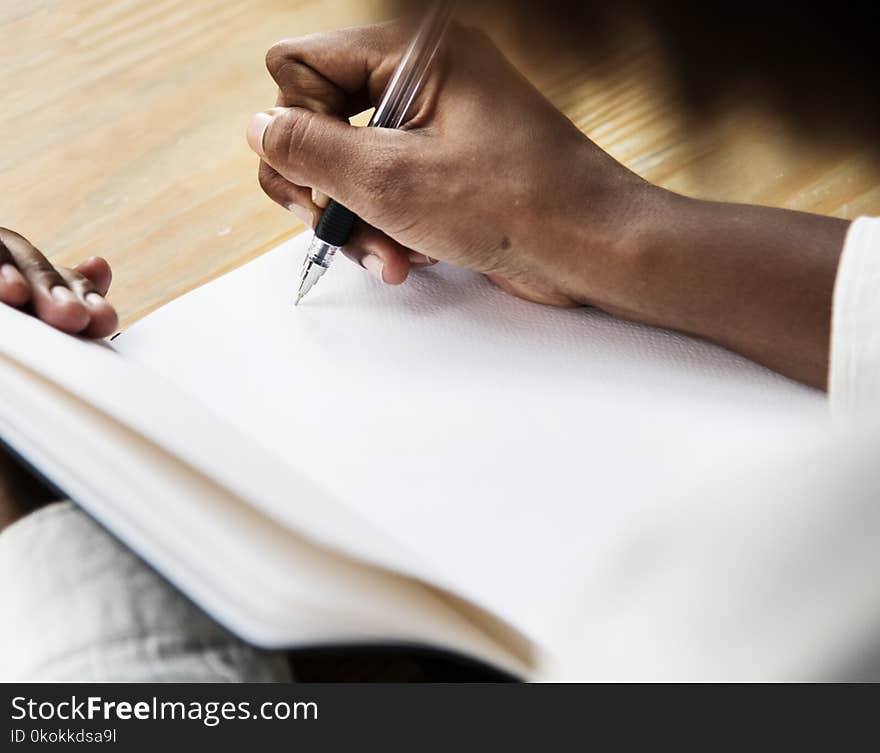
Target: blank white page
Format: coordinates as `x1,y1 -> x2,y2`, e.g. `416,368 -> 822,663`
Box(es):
115,232 -> 828,646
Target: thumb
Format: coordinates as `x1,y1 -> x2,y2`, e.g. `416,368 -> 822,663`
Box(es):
247,106 -> 408,218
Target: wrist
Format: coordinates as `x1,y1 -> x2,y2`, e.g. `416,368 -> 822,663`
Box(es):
560,163 -> 675,321
600,186 -> 695,327
593,188 -> 847,388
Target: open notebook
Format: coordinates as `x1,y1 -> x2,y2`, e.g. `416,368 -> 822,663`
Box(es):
0,231 -> 827,678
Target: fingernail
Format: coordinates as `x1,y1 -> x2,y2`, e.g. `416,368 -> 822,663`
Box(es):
311,188 -> 330,209
362,254 -> 385,283
407,251 -> 436,265
1,263 -> 21,284
287,203 -> 314,228
85,292 -> 105,308
247,112 -> 273,156
51,286 -> 78,304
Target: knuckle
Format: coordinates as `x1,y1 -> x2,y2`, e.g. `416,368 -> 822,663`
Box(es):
258,165 -> 293,205
265,39 -> 293,76
31,266 -> 60,289
274,60 -> 324,101
18,252 -> 56,281
258,164 -> 276,194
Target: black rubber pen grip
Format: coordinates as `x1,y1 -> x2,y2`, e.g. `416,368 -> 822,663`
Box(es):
315,200 -> 358,247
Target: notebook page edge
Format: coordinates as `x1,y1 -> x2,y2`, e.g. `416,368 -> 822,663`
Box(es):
0,351 -> 533,677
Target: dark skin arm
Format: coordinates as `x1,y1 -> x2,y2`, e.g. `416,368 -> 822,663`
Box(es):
606,191 -> 848,390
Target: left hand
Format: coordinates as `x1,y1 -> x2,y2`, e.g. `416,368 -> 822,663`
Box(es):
0,227 -> 118,338
0,226 -> 118,530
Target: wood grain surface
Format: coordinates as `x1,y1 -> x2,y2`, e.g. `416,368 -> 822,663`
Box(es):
2,0 -> 878,327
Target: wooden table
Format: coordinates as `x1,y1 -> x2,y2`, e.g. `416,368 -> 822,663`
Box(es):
3,0 -> 879,328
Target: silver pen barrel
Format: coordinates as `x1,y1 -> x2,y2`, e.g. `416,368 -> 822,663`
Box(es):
295,238 -> 339,305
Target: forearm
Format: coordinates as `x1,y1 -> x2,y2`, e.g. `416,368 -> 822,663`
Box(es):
607,188 -> 849,389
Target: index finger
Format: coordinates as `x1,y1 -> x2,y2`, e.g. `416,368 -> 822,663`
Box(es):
266,21 -> 412,117
0,236 -> 31,307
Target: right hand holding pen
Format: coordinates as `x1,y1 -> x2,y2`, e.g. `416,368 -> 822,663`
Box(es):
247,21 -> 656,309
247,20 -> 848,390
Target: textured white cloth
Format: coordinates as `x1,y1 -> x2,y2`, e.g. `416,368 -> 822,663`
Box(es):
830,216 -> 880,417
0,502 -> 292,682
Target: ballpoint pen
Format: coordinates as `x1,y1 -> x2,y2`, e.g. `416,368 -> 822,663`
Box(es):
294,1 -> 454,305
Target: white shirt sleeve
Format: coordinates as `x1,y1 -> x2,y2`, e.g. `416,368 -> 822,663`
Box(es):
829,216 -> 880,418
